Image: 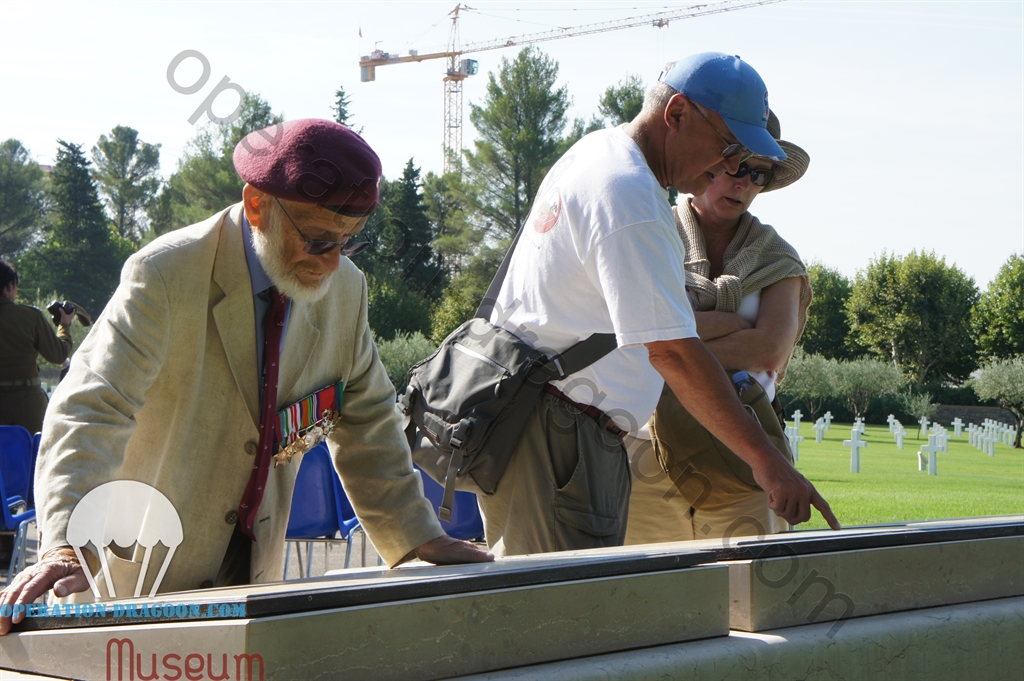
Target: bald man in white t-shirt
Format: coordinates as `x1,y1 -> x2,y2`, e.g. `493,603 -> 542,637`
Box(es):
479,53 -> 839,556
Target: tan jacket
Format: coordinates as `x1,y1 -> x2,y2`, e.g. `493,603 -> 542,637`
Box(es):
36,204 -> 443,598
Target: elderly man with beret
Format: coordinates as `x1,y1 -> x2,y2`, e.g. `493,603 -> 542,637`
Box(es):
0,120 -> 491,633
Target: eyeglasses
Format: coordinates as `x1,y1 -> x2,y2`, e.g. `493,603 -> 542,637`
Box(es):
727,163 -> 775,188
691,102 -> 750,160
275,199 -> 371,257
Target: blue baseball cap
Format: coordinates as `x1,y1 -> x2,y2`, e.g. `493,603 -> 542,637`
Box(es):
659,52 -> 786,162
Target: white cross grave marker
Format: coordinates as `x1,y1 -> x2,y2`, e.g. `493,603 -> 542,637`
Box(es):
920,435 -> 940,475
786,424 -> 805,462
823,411 -> 833,430
887,414 -> 897,433
844,428 -> 867,473
919,416 -> 930,437
813,418 -> 826,443
895,426 -> 905,450
792,410 -> 803,430
952,418 -> 964,438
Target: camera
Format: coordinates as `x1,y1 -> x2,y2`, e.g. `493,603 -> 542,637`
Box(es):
47,300 -> 76,326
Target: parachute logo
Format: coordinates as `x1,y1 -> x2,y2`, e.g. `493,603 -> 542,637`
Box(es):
66,481 -> 183,600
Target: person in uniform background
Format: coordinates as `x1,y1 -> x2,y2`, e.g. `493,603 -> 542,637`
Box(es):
0,120 -> 490,634
0,258 -> 74,434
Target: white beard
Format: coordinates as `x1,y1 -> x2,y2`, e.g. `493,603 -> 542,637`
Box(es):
250,219 -> 332,304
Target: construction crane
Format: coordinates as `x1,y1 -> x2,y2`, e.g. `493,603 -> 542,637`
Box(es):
359,0 -> 782,174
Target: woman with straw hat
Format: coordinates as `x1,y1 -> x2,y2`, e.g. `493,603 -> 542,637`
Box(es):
625,111 -> 814,544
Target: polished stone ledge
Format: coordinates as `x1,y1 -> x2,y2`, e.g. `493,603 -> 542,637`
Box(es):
1,565 -> 729,681
729,536 -> 1024,632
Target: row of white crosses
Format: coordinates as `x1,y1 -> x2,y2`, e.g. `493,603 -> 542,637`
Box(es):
888,414 -> 907,450
799,409 -> 1009,476
966,419 -> 1013,456
811,411 -> 834,443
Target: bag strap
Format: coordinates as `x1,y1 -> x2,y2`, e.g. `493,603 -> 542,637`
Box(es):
476,226 -> 618,380
526,332 -> 618,384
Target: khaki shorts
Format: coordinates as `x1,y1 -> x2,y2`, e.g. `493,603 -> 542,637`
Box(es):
623,435 -> 787,545
478,392 -> 630,557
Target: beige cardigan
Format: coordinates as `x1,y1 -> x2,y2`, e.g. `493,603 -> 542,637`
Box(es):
675,199 -> 812,381
37,204 -> 443,598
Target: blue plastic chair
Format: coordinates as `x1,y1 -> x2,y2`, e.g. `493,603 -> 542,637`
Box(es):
0,425 -> 37,579
28,432 -> 40,508
415,465 -> 484,541
332,467 -> 370,568
284,442 -> 362,578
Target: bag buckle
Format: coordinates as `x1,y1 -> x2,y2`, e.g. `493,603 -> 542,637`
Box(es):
398,387 -> 413,415
449,419 -> 470,450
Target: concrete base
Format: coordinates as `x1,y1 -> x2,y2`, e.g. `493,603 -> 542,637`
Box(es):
728,536 -> 1024,632
460,596 -> 1024,681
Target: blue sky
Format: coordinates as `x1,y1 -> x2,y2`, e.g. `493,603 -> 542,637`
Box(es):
1,0 -> 1020,287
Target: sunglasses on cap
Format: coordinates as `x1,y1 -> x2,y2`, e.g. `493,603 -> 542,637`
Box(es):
275,198 -> 371,257
727,163 -> 775,188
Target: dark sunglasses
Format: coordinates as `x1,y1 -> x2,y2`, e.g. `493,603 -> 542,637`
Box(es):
727,163 -> 775,188
275,198 -> 371,257
691,102 -> 751,160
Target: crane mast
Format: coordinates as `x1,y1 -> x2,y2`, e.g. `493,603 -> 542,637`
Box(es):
359,0 -> 782,174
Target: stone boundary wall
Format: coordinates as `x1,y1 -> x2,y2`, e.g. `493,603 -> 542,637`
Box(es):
934,404 -> 1015,426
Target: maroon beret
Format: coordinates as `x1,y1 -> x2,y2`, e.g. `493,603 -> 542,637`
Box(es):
232,119 -> 381,216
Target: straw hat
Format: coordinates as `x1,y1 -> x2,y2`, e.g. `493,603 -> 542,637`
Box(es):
759,110 -> 810,193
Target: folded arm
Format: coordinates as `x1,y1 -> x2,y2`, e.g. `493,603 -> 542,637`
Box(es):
701,277 -> 802,373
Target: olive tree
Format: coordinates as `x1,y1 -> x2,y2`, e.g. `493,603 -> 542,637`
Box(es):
834,357 -> 904,419
971,356 -> 1024,448
780,349 -> 840,418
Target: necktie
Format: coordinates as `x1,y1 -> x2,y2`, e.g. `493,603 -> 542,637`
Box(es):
238,286 -> 288,540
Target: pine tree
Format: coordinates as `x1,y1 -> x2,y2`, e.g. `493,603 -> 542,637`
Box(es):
387,159 -> 442,295
0,139 -> 47,256
18,140 -> 126,314
464,47 -> 570,240
332,87 -> 353,126
91,125 -> 161,244
359,160 -> 440,341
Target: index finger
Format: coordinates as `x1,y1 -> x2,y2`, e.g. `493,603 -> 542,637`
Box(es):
812,490 -> 841,531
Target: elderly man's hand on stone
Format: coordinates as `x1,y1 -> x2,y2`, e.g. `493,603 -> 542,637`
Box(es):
0,547 -> 90,635
397,535 -> 495,567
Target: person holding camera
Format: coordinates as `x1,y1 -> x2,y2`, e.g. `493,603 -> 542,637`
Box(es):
0,258 -> 74,434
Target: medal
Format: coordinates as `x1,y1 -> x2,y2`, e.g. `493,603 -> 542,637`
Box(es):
272,383 -> 344,467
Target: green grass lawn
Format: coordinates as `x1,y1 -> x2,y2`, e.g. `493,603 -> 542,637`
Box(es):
791,421 -> 1024,530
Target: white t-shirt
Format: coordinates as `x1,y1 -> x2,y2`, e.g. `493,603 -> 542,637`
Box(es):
490,126 -> 698,435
